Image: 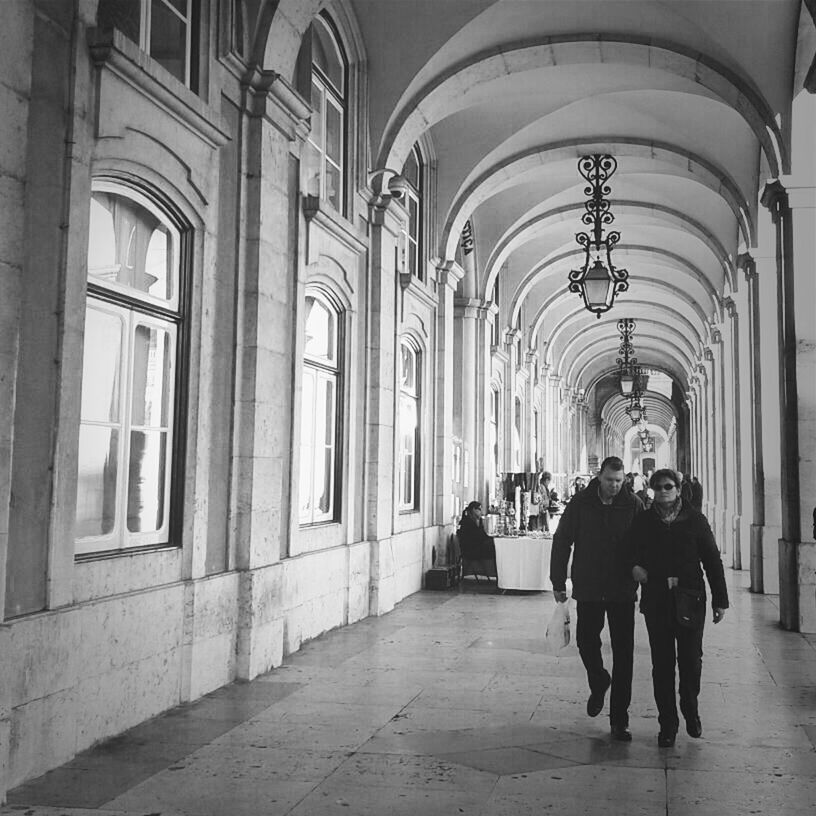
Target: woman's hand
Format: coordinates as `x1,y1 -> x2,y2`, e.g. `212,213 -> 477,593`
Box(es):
632,566 -> 648,583
713,608 -> 726,624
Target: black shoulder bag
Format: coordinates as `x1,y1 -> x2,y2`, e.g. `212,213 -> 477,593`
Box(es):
674,586 -> 706,629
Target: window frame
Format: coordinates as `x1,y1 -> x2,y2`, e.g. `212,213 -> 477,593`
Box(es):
97,0 -> 198,90
402,145 -> 424,281
76,179 -> 189,557
299,290 -> 344,527
301,12 -> 348,215
398,338 -> 421,512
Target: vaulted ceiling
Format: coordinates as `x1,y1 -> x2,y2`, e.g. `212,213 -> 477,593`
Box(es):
349,0 -> 810,438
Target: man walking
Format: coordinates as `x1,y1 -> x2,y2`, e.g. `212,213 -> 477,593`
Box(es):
550,456 -> 643,741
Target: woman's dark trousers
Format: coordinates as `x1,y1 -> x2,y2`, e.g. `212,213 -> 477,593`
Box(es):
644,606 -> 705,733
576,601 -> 635,727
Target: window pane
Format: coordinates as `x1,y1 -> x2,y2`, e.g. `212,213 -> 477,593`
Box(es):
76,426 -> 119,538
325,160 -> 342,211
303,140 -> 322,197
150,0 -> 187,83
402,149 -> 419,189
304,296 -> 336,364
131,324 -> 172,427
316,377 -> 335,516
126,430 -> 167,532
88,191 -> 175,304
97,0 -> 141,42
81,307 -> 123,423
400,344 -> 415,391
161,0 -> 188,16
299,366 -> 316,519
408,197 -> 418,239
310,80 -> 324,150
325,100 -> 342,164
312,17 -> 344,94
408,238 -> 417,278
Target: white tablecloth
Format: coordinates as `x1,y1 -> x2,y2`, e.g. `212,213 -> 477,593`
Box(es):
494,536 -> 552,591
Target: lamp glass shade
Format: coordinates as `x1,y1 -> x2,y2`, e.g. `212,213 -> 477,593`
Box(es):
629,404 -> 642,423
583,259 -> 612,308
620,373 -> 634,395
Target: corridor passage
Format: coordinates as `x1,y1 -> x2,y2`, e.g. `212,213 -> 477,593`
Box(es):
5,572 -> 816,816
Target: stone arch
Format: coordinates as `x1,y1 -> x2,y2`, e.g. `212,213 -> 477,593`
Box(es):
443,138 -> 753,260
376,35 -> 786,179
487,200 -> 733,304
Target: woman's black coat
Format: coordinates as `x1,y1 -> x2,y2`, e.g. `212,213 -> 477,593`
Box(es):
629,502 -> 729,615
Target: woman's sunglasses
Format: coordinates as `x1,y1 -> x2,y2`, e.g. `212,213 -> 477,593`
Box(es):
653,483 -> 677,491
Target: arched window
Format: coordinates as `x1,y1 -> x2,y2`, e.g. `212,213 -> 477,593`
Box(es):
97,0 -> 197,89
401,145 -> 423,280
299,292 -> 342,525
398,340 -> 421,510
297,13 -> 347,213
76,181 -> 185,554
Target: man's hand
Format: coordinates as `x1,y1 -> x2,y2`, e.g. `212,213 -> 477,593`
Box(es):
713,608 -> 726,624
553,590 -> 568,604
632,566 -> 648,583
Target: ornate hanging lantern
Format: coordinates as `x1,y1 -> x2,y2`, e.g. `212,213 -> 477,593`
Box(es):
616,318 -> 637,395
568,155 -> 629,317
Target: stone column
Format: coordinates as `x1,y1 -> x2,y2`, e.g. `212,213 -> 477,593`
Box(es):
761,181 -> 800,629
739,255 -> 766,591
777,177 -> 816,631
708,331 -> 729,554
723,298 -> 744,570
434,263 -> 465,527
453,296 -> 485,504
232,70 -> 310,677
504,328 -> 521,469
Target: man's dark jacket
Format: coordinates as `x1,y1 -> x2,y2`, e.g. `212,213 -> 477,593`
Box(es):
550,477 -> 643,602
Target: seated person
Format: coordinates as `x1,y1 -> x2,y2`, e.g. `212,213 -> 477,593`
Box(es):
458,501 -> 496,560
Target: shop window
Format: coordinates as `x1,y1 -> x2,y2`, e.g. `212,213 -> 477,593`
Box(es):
401,146 -> 424,280
399,340 -> 421,510
296,13 -> 347,213
76,182 -> 185,555
97,0 -> 198,89
299,293 -> 342,525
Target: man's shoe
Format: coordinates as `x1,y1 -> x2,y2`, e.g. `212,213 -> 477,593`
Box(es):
610,724 -> 632,742
657,730 -> 677,748
686,715 -> 702,738
586,674 -> 611,717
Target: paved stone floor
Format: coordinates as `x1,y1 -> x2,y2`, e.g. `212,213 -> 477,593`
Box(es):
5,569 -> 816,815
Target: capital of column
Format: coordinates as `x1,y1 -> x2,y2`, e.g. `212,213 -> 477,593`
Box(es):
454,297 -> 488,319
703,347 -> 714,362
723,296 -> 737,320
435,260 -> 465,292
737,252 -> 757,282
760,179 -> 789,225
524,349 -> 539,367
240,65 -> 311,141
710,327 -> 723,345
778,175 -> 816,209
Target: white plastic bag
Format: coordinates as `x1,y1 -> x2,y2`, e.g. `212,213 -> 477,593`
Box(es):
545,600 -> 571,654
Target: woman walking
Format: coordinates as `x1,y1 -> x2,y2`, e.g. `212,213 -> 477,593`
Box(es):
629,469 -> 729,747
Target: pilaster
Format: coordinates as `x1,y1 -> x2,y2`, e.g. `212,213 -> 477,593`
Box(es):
761,180 -> 800,629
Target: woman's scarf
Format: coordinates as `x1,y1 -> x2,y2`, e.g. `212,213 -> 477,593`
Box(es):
653,496 -> 683,526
